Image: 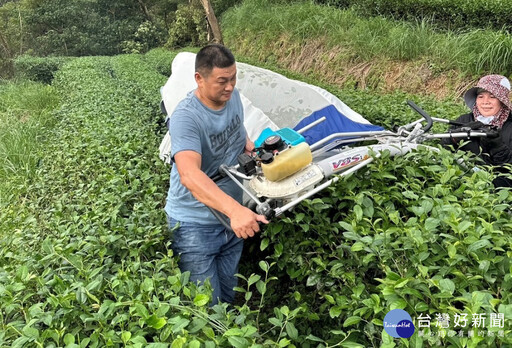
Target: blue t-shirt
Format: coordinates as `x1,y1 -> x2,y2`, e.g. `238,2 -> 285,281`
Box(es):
165,89 -> 246,224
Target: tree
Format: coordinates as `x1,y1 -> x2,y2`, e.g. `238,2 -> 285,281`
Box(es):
0,1 -> 26,59
0,0 -> 176,58
199,0 -> 222,44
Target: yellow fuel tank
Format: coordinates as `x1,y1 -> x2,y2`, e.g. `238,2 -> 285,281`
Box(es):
261,142 -> 312,182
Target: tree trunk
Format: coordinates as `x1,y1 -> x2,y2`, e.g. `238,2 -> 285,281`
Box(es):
17,5 -> 23,55
0,31 -> 12,58
137,0 -> 152,22
199,0 -> 223,45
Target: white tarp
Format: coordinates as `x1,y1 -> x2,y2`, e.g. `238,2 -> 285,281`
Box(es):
159,52 -> 373,163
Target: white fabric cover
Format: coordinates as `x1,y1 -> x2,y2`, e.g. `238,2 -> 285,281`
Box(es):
159,52 -> 371,163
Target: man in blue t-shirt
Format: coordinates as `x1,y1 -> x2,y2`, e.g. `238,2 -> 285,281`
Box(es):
165,44 -> 269,304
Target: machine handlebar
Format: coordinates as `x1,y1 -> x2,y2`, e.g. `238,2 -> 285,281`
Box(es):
407,100 -> 433,132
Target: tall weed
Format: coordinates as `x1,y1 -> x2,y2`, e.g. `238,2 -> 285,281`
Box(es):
0,81 -> 59,197
223,0 -> 512,76
467,30 -> 512,76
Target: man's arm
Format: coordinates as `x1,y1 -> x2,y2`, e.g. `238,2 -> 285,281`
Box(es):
174,150 -> 268,239
244,134 -> 255,155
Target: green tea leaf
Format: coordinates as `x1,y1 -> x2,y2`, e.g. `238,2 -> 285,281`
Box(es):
193,294 -> 210,307
256,280 -> 266,295
278,338 -> 291,347
343,316 -> 361,327
354,205 -> 363,221
63,333 -> 74,345
329,306 -> 342,318
306,334 -> 325,343
121,331 -> 132,344
224,328 -> 244,336
228,336 -> 249,348
285,322 -> 299,340
258,261 -> 269,272
260,237 -> 269,251
468,239 -> 491,253
248,274 -> 261,286
171,318 -> 189,333
447,243 -> 457,258
439,279 -> 455,294
351,242 -> 365,252
22,326 -> 39,339
135,303 -> 149,319
146,314 -> 167,330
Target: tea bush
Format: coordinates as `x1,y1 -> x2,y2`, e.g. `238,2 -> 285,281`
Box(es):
315,0 -> 512,32
0,54 -> 194,347
143,48 -> 180,77
13,55 -> 72,84
166,2 -> 208,49
257,146 -> 512,346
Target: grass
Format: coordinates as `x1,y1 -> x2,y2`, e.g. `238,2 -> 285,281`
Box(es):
222,0 -> 512,77
0,81 -> 59,200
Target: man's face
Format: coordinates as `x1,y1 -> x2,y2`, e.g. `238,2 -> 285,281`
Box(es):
195,64 -> 237,109
476,91 -> 502,117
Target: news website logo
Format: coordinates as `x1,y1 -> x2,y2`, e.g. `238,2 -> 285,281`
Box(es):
383,309 -> 415,338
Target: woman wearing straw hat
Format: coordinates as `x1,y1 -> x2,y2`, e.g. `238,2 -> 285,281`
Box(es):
442,74 -> 512,187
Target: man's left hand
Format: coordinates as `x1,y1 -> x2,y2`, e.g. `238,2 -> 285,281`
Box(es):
244,138 -> 255,155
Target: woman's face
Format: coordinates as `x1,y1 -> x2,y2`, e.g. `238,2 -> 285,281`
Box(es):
476,91 -> 503,117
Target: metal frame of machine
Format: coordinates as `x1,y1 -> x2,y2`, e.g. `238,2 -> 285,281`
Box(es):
209,101 -> 497,230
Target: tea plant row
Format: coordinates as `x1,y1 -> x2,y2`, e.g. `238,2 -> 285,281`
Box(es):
316,0 -> 512,32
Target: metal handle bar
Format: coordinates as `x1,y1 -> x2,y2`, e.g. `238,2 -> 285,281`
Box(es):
425,131 -> 496,139
207,207 -> 270,234
431,117 -> 465,127
208,164 -> 273,233
208,207 -> 233,231
407,100 -> 433,132
309,130 -> 396,151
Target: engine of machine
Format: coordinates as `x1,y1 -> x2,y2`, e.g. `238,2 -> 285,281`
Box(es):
238,127 -> 313,182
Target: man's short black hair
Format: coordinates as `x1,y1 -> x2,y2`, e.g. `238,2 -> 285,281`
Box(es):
195,44 -> 235,77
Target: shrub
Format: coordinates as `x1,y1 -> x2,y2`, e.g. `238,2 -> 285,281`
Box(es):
143,48 -> 179,77
0,58 -> 14,79
166,2 -> 208,49
0,80 -> 59,191
1,53 -> 194,347
13,55 -> 71,84
121,21 -> 167,54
